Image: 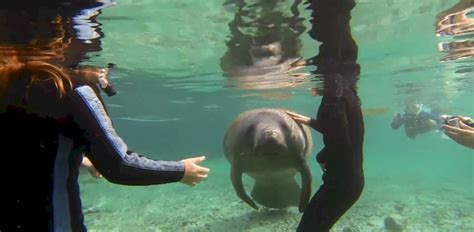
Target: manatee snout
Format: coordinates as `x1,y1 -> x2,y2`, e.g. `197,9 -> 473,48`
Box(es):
254,128 -> 287,156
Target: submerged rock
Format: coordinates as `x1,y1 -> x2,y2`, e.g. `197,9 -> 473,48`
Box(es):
384,214 -> 406,231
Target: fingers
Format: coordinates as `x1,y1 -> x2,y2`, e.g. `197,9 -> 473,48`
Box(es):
285,110 -> 298,115
180,156 -> 210,187
444,128 -> 471,148
459,120 -> 474,131
285,110 -> 304,118
191,155 -> 206,164
191,156 -> 210,174
197,173 -> 208,179
184,174 -> 208,187
195,165 -> 210,176
92,172 -> 103,179
444,132 -> 470,148
445,119 -> 474,148
285,110 -> 311,125
459,116 -> 472,121
442,126 -> 457,134
181,156 -> 206,164
442,124 -> 468,135
444,129 -> 460,141
87,167 -> 102,178
195,166 -> 209,179
458,120 -> 469,130
192,174 -> 207,182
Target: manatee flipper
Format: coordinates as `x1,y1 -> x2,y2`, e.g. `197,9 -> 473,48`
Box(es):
297,162 -> 312,213
250,177 -> 300,209
231,164 -> 259,210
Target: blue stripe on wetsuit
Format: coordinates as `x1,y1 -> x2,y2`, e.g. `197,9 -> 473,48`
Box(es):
72,85 -> 184,185
52,135 -> 73,232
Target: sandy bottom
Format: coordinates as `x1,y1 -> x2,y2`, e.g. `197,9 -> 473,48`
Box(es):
80,158 -> 474,232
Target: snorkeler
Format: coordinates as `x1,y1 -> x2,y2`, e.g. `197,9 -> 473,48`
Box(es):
0,2 -> 209,231
390,103 -> 444,139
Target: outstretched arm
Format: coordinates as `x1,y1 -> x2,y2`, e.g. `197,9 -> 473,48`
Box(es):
285,110 -> 318,131
71,85 -> 209,185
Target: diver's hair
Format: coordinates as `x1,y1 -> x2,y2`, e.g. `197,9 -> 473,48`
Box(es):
0,57 -> 73,101
22,61 -> 73,98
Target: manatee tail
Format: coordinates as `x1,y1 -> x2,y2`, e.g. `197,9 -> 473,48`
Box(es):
250,176 -> 301,209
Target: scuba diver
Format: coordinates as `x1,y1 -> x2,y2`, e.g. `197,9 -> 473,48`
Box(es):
390,103 -> 444,139
390,103 -> 474,139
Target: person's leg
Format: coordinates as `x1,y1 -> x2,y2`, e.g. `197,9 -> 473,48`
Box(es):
297,170 -> 364,232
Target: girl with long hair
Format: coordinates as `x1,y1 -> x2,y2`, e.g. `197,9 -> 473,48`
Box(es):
0,54 -> 209,231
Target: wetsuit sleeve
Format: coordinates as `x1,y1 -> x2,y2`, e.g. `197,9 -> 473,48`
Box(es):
308,118 -> 319,131
70,85 -> 185,185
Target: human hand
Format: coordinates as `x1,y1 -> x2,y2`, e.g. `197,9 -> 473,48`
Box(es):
285,110 -> 311,125
96,68 -> 110,88
72,65 -> 110,88
442,120 -> 474,149
180,156 -> 210,186
391,113 -> 403,129
81,157 -> 102,178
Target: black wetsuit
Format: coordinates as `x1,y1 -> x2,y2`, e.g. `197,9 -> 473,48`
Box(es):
0,79 -> 185,232
297,0 -> 364,231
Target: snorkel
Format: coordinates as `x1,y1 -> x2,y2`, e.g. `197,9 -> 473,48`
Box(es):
404,103 -> 423,117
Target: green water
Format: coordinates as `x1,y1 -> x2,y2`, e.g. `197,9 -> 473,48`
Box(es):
80,0 -> 474,231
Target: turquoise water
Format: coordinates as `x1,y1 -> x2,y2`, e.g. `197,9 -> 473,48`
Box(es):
78,0 -> 474,231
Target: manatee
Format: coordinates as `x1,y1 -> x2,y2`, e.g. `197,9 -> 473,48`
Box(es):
223,108 -> 313,213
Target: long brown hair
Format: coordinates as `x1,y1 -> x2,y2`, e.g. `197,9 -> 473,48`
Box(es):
0,52 -> 73,106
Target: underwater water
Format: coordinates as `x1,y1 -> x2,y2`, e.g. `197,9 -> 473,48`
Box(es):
73,0 -> 474,231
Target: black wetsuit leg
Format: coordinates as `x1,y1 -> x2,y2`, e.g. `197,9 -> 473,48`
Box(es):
298,172 -> 364,231
297,94 -> 364,232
